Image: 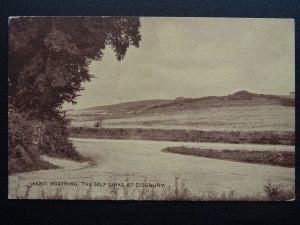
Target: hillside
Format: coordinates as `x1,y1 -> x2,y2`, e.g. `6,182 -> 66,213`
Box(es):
68,91 -> 294,117
84,99 -> 172,112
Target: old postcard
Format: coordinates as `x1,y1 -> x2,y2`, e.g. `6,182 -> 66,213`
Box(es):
8,17 -> 295,200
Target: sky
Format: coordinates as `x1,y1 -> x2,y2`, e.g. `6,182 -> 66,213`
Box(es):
63,17 -> 295,110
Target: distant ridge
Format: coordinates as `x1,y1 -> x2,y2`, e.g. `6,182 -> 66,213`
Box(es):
71,91 -> 294,116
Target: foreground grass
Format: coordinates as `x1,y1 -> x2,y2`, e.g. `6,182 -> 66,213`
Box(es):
14,177 -> 294,201
162,147 -> 294,167
69,127 -> 294,145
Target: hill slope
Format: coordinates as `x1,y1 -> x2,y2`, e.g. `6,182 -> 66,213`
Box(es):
69,91 -> 294,117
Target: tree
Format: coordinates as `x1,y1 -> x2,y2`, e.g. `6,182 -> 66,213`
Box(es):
9,16 -> 141,119
8,17 -> 141,172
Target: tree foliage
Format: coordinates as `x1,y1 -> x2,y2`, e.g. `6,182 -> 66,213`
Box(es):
9,16 -> 141,119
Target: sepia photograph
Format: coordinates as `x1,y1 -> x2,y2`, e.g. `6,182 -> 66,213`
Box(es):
8,16 -> 295,200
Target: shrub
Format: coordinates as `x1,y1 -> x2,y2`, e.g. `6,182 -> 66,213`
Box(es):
8,108 -> 35,172
8,107 -> 85,174
41,117 -> 86,161
264,180 -> 294,201
8,109 -> 34,159
8,108 -> 57,174
94,120 -> 101,128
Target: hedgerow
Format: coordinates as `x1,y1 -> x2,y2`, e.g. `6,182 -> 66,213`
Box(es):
8,106 -> 85,174
8,107 -> 58,174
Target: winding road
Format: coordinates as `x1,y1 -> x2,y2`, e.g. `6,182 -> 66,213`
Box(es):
9,138 -> 294,199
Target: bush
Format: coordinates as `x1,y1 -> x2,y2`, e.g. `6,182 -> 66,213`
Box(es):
8,108 -> 57,174
8,109 -> 34,158
41,117 -> 86,161
94,120 -> 101,128
264,180 -> 294,201
8,107 -> 85,174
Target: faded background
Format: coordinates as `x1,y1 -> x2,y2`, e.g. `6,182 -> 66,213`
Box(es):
64,17 -> 294,109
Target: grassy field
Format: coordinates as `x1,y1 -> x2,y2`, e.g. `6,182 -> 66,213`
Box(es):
162,147 -> 294,167
70,105 -> 295,132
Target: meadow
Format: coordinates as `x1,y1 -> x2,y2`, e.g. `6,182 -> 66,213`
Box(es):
70,105 -> 295,132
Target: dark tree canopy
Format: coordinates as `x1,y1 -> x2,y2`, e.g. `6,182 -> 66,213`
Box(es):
9,16 -> 141,119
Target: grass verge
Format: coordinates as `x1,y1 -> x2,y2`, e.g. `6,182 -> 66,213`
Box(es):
14,176 -> 294,201
162,147 -> 294,167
